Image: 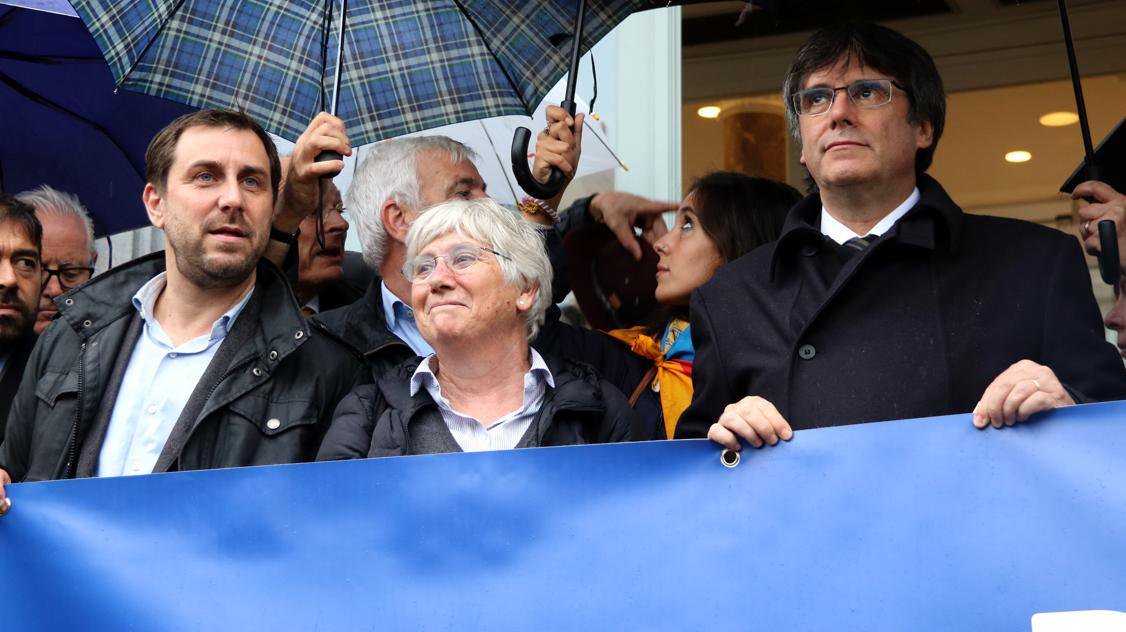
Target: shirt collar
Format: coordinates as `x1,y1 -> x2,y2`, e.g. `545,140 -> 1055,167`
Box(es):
302,295 -> 321,315
131,272 -> 254,343
409,347 -> 556,398
380,281 -> 412,329
819,187 -> 920,245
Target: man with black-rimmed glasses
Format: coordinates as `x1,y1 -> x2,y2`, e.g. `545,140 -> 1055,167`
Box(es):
15,186 -> 97,334
679,21 -> 1126,448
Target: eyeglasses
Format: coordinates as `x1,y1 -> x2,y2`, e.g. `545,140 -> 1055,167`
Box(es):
42,265 -> 94,290
404,244 -> 510,282
793,79 -> 905,117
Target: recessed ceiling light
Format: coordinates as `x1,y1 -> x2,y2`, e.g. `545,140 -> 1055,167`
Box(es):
697,105 -> 722,119
1005,150 -> 1032,163
1039,111 -> 1079,127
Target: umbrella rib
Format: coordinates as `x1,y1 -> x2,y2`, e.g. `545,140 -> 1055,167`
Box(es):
0,69 -> 146,180
113,0 -> 190,89
0,51 -> 103,64
478,120 -> 519,202
450,0 -> 531,114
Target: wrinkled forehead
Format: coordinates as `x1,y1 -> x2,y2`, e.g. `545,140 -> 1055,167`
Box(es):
419,230 -> 486,255
801,55 -> 889,89
0,218 -> 39,256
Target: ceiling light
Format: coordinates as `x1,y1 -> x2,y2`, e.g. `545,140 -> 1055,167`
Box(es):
1005,150 -> 1032,163
1039,111 -> 1079,127
697,105 -> 721,119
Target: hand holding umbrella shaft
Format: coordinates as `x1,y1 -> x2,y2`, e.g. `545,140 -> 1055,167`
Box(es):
1074,180 -> 1126,275
274,112 -> 351,234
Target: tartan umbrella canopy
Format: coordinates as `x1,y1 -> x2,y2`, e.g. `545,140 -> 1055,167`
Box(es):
69,0 -> 644,148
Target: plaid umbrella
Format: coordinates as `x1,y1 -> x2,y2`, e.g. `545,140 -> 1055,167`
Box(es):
69,0 -> 644,147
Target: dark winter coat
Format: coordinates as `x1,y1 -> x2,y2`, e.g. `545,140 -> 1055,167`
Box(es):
0,252 -> 365,482
317,353 -> 635,459
678,175 -> 1126,437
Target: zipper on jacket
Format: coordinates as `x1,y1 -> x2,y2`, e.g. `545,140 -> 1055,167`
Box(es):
62,342 -> 87,479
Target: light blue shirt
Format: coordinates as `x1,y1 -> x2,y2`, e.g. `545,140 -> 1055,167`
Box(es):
380,281 -> 433,356
410,349 -> 555,452
820,187 -> 921,245
97,273 -> 254,478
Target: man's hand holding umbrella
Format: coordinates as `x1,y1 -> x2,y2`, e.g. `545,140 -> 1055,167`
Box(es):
265,113 -> 351,266
532,105 -> 585,213
1074,180 -> 1126,276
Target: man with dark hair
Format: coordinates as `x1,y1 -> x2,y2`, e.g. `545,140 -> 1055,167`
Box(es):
678,22 -> 1126,447
0,109 -> 363,508
0,194 -> 42,437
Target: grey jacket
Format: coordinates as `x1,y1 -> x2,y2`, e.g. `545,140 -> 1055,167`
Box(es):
1,252 -> 365,482
317,353 -> 635,459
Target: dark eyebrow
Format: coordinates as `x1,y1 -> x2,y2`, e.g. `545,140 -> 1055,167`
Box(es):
445,177 -> 479,197
11,248 -> 40,260
239,165 -> 269,181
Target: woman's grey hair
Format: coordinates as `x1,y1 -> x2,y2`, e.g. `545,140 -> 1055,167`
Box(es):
405,198 -> 552,341
347,136 -> 477,271
15,185 -> 97,258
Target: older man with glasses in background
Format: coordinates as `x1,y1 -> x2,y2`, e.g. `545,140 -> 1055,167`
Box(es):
15,186 -> 97,334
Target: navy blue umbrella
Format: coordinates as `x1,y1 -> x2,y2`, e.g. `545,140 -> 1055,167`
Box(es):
0,3 -> 197,236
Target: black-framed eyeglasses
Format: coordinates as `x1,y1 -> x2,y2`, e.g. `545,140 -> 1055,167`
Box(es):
793,79 -> 906,117
41,265 -> 94,290
404,244 -> 511,282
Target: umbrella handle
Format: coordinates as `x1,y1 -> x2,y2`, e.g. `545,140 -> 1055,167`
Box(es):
511,100 -> 577,200
1097,219 -> 1121,287
315,150 -> 344,176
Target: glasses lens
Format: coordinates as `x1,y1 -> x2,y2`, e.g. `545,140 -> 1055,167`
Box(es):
848,80 -> 893,108
449,247 -> 481,271
797,88 -> 833,115
60,268 -> 92,289
412,257 -> 437,281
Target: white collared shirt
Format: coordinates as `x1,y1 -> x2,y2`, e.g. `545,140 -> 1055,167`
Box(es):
380,281 -> 433,356
820,187 -> 920,245
97,273 -> 254,478
409,349 -> 555,452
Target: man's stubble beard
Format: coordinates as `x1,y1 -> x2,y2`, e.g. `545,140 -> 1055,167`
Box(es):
0,285 -> 36,346
163,213 -> 268,290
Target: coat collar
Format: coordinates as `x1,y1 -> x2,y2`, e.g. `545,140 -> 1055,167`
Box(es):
770,174 -> 965,282
56,251 -> 311,362
313,275 -> 406,357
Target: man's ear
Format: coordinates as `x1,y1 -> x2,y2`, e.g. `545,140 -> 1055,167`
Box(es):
915,119 -> 935,150
143,183 -> 165,229
382,199 -> 412,243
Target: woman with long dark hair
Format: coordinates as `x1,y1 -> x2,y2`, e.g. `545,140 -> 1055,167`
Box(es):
540,172 -> 801,439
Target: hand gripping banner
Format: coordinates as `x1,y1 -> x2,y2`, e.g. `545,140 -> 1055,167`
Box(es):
2,402 -> 1125,629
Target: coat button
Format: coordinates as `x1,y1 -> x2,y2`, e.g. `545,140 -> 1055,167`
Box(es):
294,330 -> 304,340
798,344 -> 817,360
64,298 -> 74,306
82,319 -> 92,327
266,418 -> 281,430
800,244 -> 818,257
268,350 -> 278,361
252,367 -> 263,377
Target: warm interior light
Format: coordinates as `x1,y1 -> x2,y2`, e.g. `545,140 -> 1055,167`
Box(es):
1005,150 -> 1032,163
697,105 -> 722,119
1039,111 -> 1079,127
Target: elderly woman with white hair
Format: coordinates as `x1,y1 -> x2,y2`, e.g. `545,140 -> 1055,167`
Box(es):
317,198 -> 635,458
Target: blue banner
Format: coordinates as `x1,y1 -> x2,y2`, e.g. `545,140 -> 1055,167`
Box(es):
2,402 -> 1125,629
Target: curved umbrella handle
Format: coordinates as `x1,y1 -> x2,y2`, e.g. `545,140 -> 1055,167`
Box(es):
511,99 -> 577,200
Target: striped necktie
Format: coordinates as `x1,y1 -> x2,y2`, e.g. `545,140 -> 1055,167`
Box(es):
844,234 -> 879,251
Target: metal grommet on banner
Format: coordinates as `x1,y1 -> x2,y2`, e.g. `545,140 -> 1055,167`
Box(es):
0,497 -> 11,516
720,449 -> 741,468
